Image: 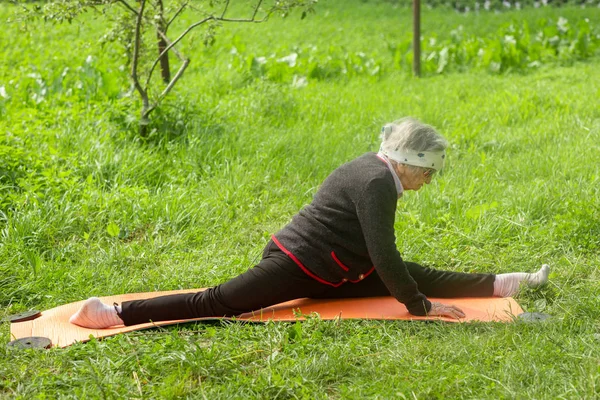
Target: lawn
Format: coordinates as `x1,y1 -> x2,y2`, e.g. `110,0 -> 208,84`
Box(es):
1,0 -> 599,398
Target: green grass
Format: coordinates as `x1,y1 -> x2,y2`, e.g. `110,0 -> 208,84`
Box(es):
1,0 -> 600,398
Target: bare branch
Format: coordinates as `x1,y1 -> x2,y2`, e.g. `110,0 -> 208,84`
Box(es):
146,16 -> 214,86
156,29 -> 186,61
218,0 -> 266,22
132,0 -> 149,114
143,59 -> 190,120
145,0 -> 271,87
220,0 -> 230,18
115,0 -> 138,15
166,1 -> 189,30
219,0 -> 272,24
219,16 -> 268,23
158,59 -> 191,102
251,0 -> 264,20
138,0 -> 288,129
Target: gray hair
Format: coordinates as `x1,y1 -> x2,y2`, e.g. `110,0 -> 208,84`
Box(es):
380,117 -> 448,154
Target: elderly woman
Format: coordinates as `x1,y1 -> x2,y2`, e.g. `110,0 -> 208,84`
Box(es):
71,118 -> 549,329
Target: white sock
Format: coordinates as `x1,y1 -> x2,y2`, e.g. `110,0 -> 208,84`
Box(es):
69,297 -> 124,329
493,264 -> 550,297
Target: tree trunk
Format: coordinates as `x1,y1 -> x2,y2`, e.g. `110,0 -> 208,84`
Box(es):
412,0 -> 421,77
139,123 -> 148,137
139,109 -> 151,137
157,0 -> 171,84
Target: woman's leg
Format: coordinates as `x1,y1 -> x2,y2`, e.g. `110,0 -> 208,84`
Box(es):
312,262 -> 550,300
493,264 -> 549,297
71,242 -> 327,328
119,249 -> 325,326
404,262 -> 495,298
311,262 -> 495,299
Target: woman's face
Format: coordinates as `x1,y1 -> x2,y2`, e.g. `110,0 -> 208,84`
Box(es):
394,163 -> 433,191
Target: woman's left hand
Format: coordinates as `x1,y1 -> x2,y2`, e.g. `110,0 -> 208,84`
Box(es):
428,302 -> 466,319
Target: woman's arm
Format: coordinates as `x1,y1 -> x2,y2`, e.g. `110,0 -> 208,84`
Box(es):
355,178 -> 431,316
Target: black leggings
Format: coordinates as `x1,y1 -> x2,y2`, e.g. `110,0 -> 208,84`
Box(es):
120,241 -> 495,326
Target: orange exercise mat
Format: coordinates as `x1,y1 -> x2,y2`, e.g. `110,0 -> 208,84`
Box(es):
9,289 -> 524,348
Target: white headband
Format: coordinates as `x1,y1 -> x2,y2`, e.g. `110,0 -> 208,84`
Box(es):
379,145 -> 446,171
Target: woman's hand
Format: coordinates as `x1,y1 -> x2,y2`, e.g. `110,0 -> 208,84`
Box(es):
428,302 -> 466,319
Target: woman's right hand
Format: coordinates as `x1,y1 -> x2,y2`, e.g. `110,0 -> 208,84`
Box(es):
428,302 -> 466,319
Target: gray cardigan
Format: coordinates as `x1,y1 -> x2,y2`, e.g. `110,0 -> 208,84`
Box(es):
273,152 -> 432,316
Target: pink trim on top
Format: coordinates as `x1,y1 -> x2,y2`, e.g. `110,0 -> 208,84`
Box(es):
375,154 -> 387,163
376,152 -> 404,197
330,251 -> 349,271
271,236 -> 344,288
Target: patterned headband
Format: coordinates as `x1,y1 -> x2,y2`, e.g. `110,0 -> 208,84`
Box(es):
380,125 -> 446,170
379,145 -> 446,170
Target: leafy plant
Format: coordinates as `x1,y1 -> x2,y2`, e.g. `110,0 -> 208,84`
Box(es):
221,16 -> 599,84
395,16 -> 600,74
